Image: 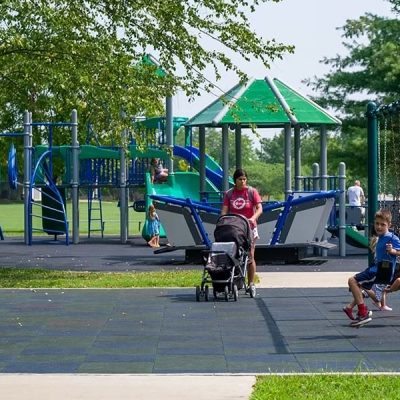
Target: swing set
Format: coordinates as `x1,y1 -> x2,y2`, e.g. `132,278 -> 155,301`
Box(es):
375,103 -> 400,235
367,100 -> 400,284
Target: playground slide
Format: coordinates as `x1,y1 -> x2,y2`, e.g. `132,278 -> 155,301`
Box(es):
184,145 -> 223,175
142,171 -> 220,241
173,145 -> 233,190
328,226 -> 369,249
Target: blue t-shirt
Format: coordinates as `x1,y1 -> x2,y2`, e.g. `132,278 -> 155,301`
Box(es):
375,232 -> 400,279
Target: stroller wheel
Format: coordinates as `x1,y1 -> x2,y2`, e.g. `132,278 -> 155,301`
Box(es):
224,286 -> 229,302
195,286 -> 201,302
233,284 -> 239,301
204,285 -> 209,302
213,287 -> 218,299
249,282 -> 256,298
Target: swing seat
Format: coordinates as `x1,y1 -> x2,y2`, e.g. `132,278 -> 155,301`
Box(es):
375,261 -> 400,284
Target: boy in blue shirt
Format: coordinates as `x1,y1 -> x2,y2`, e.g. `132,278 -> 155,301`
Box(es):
343,209 -> 400,328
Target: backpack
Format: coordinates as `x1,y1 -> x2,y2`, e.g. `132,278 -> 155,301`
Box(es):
226,186 -> 254,205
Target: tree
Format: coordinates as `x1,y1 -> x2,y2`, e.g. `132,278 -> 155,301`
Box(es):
245,162 -> 285,199
257,134 -> 285,164
174,127 -> 257,169
303,3 -> 400,191
256,130 -> 339,176
0,0 -> 294,144
202,129 -> 257,168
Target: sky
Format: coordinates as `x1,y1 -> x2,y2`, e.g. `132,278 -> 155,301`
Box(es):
171,0 -> 395,126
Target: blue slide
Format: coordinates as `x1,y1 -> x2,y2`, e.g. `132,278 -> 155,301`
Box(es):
173,145 -> 232,189
184,145 -> 223,175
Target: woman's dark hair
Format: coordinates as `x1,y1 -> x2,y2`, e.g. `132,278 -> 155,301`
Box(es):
233,168 -> 248,182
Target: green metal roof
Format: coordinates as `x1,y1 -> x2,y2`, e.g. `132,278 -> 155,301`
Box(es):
185,77 -> 341,128
272,78 -> 341,126
133,116 -> 188,135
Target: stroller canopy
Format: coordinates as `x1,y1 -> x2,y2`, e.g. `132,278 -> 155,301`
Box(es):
214,214 -> 252,251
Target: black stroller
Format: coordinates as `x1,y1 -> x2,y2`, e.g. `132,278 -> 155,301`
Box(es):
196,213 -> 256,301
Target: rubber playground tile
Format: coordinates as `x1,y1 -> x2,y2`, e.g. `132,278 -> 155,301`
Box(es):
287,343 -> 359,354
157,332 -> 221,342
350,339 -> 400,352
223,346 -> 289,356
12,354 -> 86,363
363,351 -> 400,371
93,335 -> 160,344
37,329 -> 102,337
157,339 -> 218,351
0,325 -> 41,336
46,320 -> 105,330
0,344 -> 30,358
219,327 -> 278,337
20,348 -> 88,356
85,354 -> 156,363
0,355 -> 15,362
1,361 -> 82,373
88,347 -> 157,356
156,347 -> 225,356
102,320 -> 163,330
295,353 -> 376,372
223,339 -> 289,351
3,286 -> 400,373
227,361 -> 304,374
28,335 -> 95,347
78,361 -> 154,374
153,354 -> 228,373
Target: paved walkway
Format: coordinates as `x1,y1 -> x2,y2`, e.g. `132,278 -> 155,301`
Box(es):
2,235 -> 397,400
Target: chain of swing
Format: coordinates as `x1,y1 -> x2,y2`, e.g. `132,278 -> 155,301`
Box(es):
377,113 -> 400,235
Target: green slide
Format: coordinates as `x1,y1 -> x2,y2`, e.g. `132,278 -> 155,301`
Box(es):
328,226 -> 369,249
344,226 -> 369,248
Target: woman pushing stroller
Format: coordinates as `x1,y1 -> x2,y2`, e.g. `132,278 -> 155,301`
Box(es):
221,169 -> 263,286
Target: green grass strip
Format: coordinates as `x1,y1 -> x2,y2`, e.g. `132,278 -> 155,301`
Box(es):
0,268 -> 201,288
251,374 -> 400,400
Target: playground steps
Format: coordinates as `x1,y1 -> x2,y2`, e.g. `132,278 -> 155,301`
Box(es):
310,241 -> 337,250
88,188 -> 104,238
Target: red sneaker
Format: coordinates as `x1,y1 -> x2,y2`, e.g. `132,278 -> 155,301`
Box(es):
342,307 -> 355,320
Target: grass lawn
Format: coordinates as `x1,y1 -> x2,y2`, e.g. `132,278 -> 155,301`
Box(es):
0,200 -> 145,235
250,374 -> 400,399
0,268 -> 200,288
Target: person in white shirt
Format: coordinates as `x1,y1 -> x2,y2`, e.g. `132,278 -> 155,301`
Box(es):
347,180 -> 365,220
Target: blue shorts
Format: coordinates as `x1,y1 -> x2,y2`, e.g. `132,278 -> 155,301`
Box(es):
354,266 -> 377,290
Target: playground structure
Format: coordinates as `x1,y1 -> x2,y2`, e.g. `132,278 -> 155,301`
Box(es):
178,76 -> 348,260
2,71 -> 384,264
1,109 -> 236,246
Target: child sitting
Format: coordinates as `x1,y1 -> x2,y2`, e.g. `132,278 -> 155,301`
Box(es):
343,209 -> 400,327
150,158 -> 168,183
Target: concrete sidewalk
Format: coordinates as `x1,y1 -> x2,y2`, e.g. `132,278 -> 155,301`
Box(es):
0,374 -> 256,400
257,271 -> 351,288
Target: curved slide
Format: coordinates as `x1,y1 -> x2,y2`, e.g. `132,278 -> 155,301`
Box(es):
173,145 -> 233,190
184,145 -> 223,175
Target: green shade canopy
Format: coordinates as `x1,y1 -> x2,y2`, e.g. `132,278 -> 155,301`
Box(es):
185,77 -> 341,128
136,54 -> 166,77
133,116 -> 188,135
